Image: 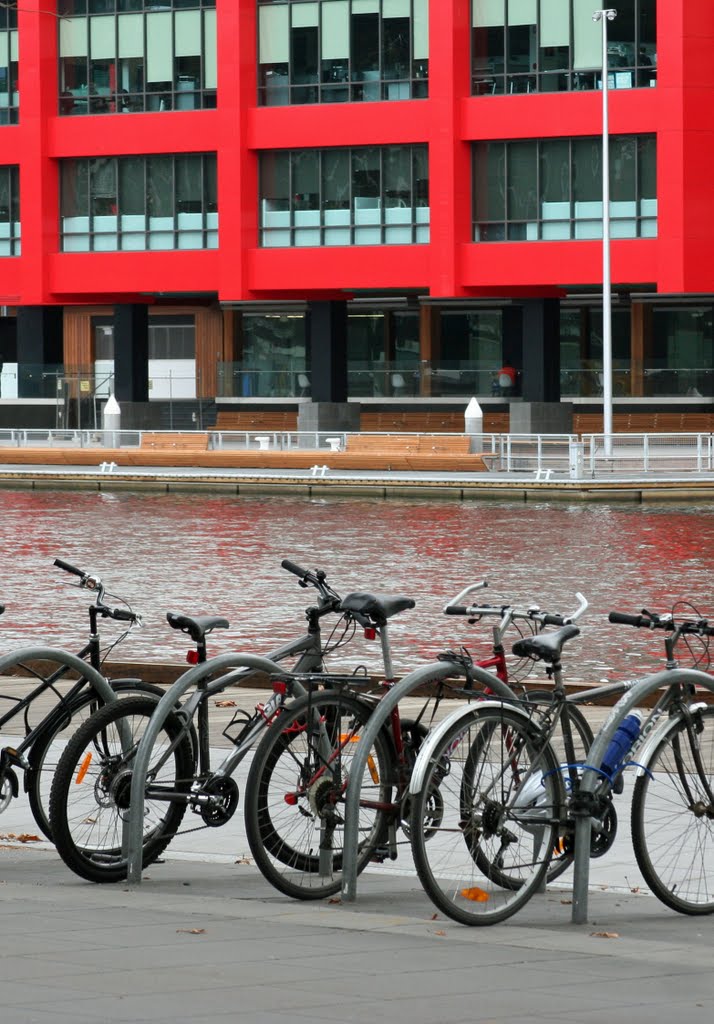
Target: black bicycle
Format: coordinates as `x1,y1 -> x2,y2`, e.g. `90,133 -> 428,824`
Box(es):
49,559 -> 417,883
0,558 -> 166,839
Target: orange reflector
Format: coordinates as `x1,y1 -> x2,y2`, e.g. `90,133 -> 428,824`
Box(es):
340,733 -> 379,783
460,887 -> 489,902
76,752 -> 93,785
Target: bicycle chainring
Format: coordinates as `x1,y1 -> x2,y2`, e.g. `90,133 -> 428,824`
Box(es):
199,776 -> 240,827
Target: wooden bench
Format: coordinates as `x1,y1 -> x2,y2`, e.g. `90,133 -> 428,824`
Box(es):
325,433 -> 487,472
214,412 -> 298,432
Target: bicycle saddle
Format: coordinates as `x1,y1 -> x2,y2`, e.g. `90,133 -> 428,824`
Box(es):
166,612 -> 230,643
511,624 -> 580,663
339,592 -> 415,628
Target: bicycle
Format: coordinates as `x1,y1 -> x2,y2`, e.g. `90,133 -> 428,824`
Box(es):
48,559 -> 417,883
407,603 -> 714,925
242,586 -> 588,901
0,557 -> 166,841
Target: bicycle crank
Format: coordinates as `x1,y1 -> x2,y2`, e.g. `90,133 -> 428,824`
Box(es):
198,776 -> 240,827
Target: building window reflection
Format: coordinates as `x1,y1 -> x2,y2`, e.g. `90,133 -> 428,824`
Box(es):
60,153 -> 217,251
259,144 -> 428,247
472,0 -> 656,96
58,3 -> 216,115
0,165 -> 20,255
0,28 -> 19,125
258,0 -> 428,106
473,134 -> 656,242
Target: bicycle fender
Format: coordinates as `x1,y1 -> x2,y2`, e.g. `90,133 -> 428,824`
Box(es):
408,699 -> 536,796
634,702 -> 709,777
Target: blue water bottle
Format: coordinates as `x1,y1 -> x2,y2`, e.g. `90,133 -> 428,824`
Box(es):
601,712 -> 642,780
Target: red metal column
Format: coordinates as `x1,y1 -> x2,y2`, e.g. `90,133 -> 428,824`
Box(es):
425,0 -> 472,298
216,0 -> 257,302
17,5 -> 58,305
657,0 -> 714,293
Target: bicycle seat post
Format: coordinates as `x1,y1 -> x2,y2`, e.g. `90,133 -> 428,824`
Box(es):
379,624 -> 396,682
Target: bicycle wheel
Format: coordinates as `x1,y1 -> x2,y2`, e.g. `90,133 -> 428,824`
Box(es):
409,704 -> 561,925
631,705 -> 714,914
26,680 -> 165,842
524,690 -> 595,884
49,695 -> 194,884
245,691 -> 394,901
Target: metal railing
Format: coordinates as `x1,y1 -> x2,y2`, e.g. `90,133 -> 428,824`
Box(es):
1,428 -> 714,479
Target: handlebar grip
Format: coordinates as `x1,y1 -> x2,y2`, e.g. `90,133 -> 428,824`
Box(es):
54,558 -> 85,578
110,608 -> 137,623
444,605 -> 470,616
608,611 -> 649,627
541,613 -> 565,626
281,559 -> 310,580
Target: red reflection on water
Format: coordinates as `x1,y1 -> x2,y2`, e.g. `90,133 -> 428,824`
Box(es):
0,490 -> 713,682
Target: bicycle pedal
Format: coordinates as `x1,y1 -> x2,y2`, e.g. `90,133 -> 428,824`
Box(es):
368,846 -> 392,863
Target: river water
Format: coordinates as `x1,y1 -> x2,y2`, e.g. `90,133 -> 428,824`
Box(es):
1,487 -> 713,684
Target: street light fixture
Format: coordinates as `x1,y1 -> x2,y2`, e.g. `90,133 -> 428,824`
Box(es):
593,8 -> 617,457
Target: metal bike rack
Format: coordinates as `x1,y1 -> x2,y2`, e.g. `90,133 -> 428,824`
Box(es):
126,652 -> 285,885
0,647 -> 116,702
341,660 -> 517,902
571,666 -> 714,924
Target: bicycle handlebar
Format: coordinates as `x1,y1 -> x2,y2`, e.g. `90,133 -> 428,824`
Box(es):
608,609 -> 714,636
444,588 -> 589,627
281,558 -> 310,580
55,557 -> 140,626
54,558 -> 85,579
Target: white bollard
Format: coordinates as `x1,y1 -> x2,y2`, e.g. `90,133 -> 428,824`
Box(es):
102,394 -> 121,447
464,397 -> 483,453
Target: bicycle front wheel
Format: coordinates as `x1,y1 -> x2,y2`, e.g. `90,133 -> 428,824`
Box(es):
26,680 -> 165,842
245,691 -> 394,901
49,696 -> 194,883
409,705 -> 561,926
631,705 -> 714,914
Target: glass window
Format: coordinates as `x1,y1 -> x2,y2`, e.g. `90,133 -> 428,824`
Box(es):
472,0 -> 656,96
0,166 -> 19,255
258,1 -> 429,106
259,144 -> 429,247
473,135 -> 656,241
61,154 -> 217,250
58,4 -> 217,114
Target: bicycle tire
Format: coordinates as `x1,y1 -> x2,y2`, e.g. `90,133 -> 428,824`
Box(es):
524,690 -> 595,884
49,695 -> 194,884
409,704 -> 561,926
26,680 -> 165,841
245,690 -> 394,901
631,705 -> 714,915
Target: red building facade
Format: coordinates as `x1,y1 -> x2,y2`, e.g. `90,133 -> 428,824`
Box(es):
0,1 -> 712,425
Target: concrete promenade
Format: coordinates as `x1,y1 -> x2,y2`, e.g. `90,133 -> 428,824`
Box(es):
2,459 -> 714,500
0,697 -> 712,1024
1,842 -> 712,1024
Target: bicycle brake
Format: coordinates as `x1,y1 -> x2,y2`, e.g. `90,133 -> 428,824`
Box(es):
437,647 -> 474,670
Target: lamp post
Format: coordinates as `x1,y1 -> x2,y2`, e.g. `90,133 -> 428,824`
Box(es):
593,8 -> 616,457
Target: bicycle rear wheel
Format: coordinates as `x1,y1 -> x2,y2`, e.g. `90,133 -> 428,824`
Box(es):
409,704 -> 561,925
631,705 -> 714,914
245,691 -> 394,900
49,696 -> 194,883
26,680 -> 165,841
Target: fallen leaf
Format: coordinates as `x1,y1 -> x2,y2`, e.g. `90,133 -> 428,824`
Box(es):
434,930 -> 446,936
234,857 -> 252,865
430,913 -> 439,920
560,899 -> 573,905
177,928 -> 206,935
215,700 -> 237,707
590,931 -> 619,939
630,886 -> 640,894
327,897 -> 341,904
0,833 -> 40,843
